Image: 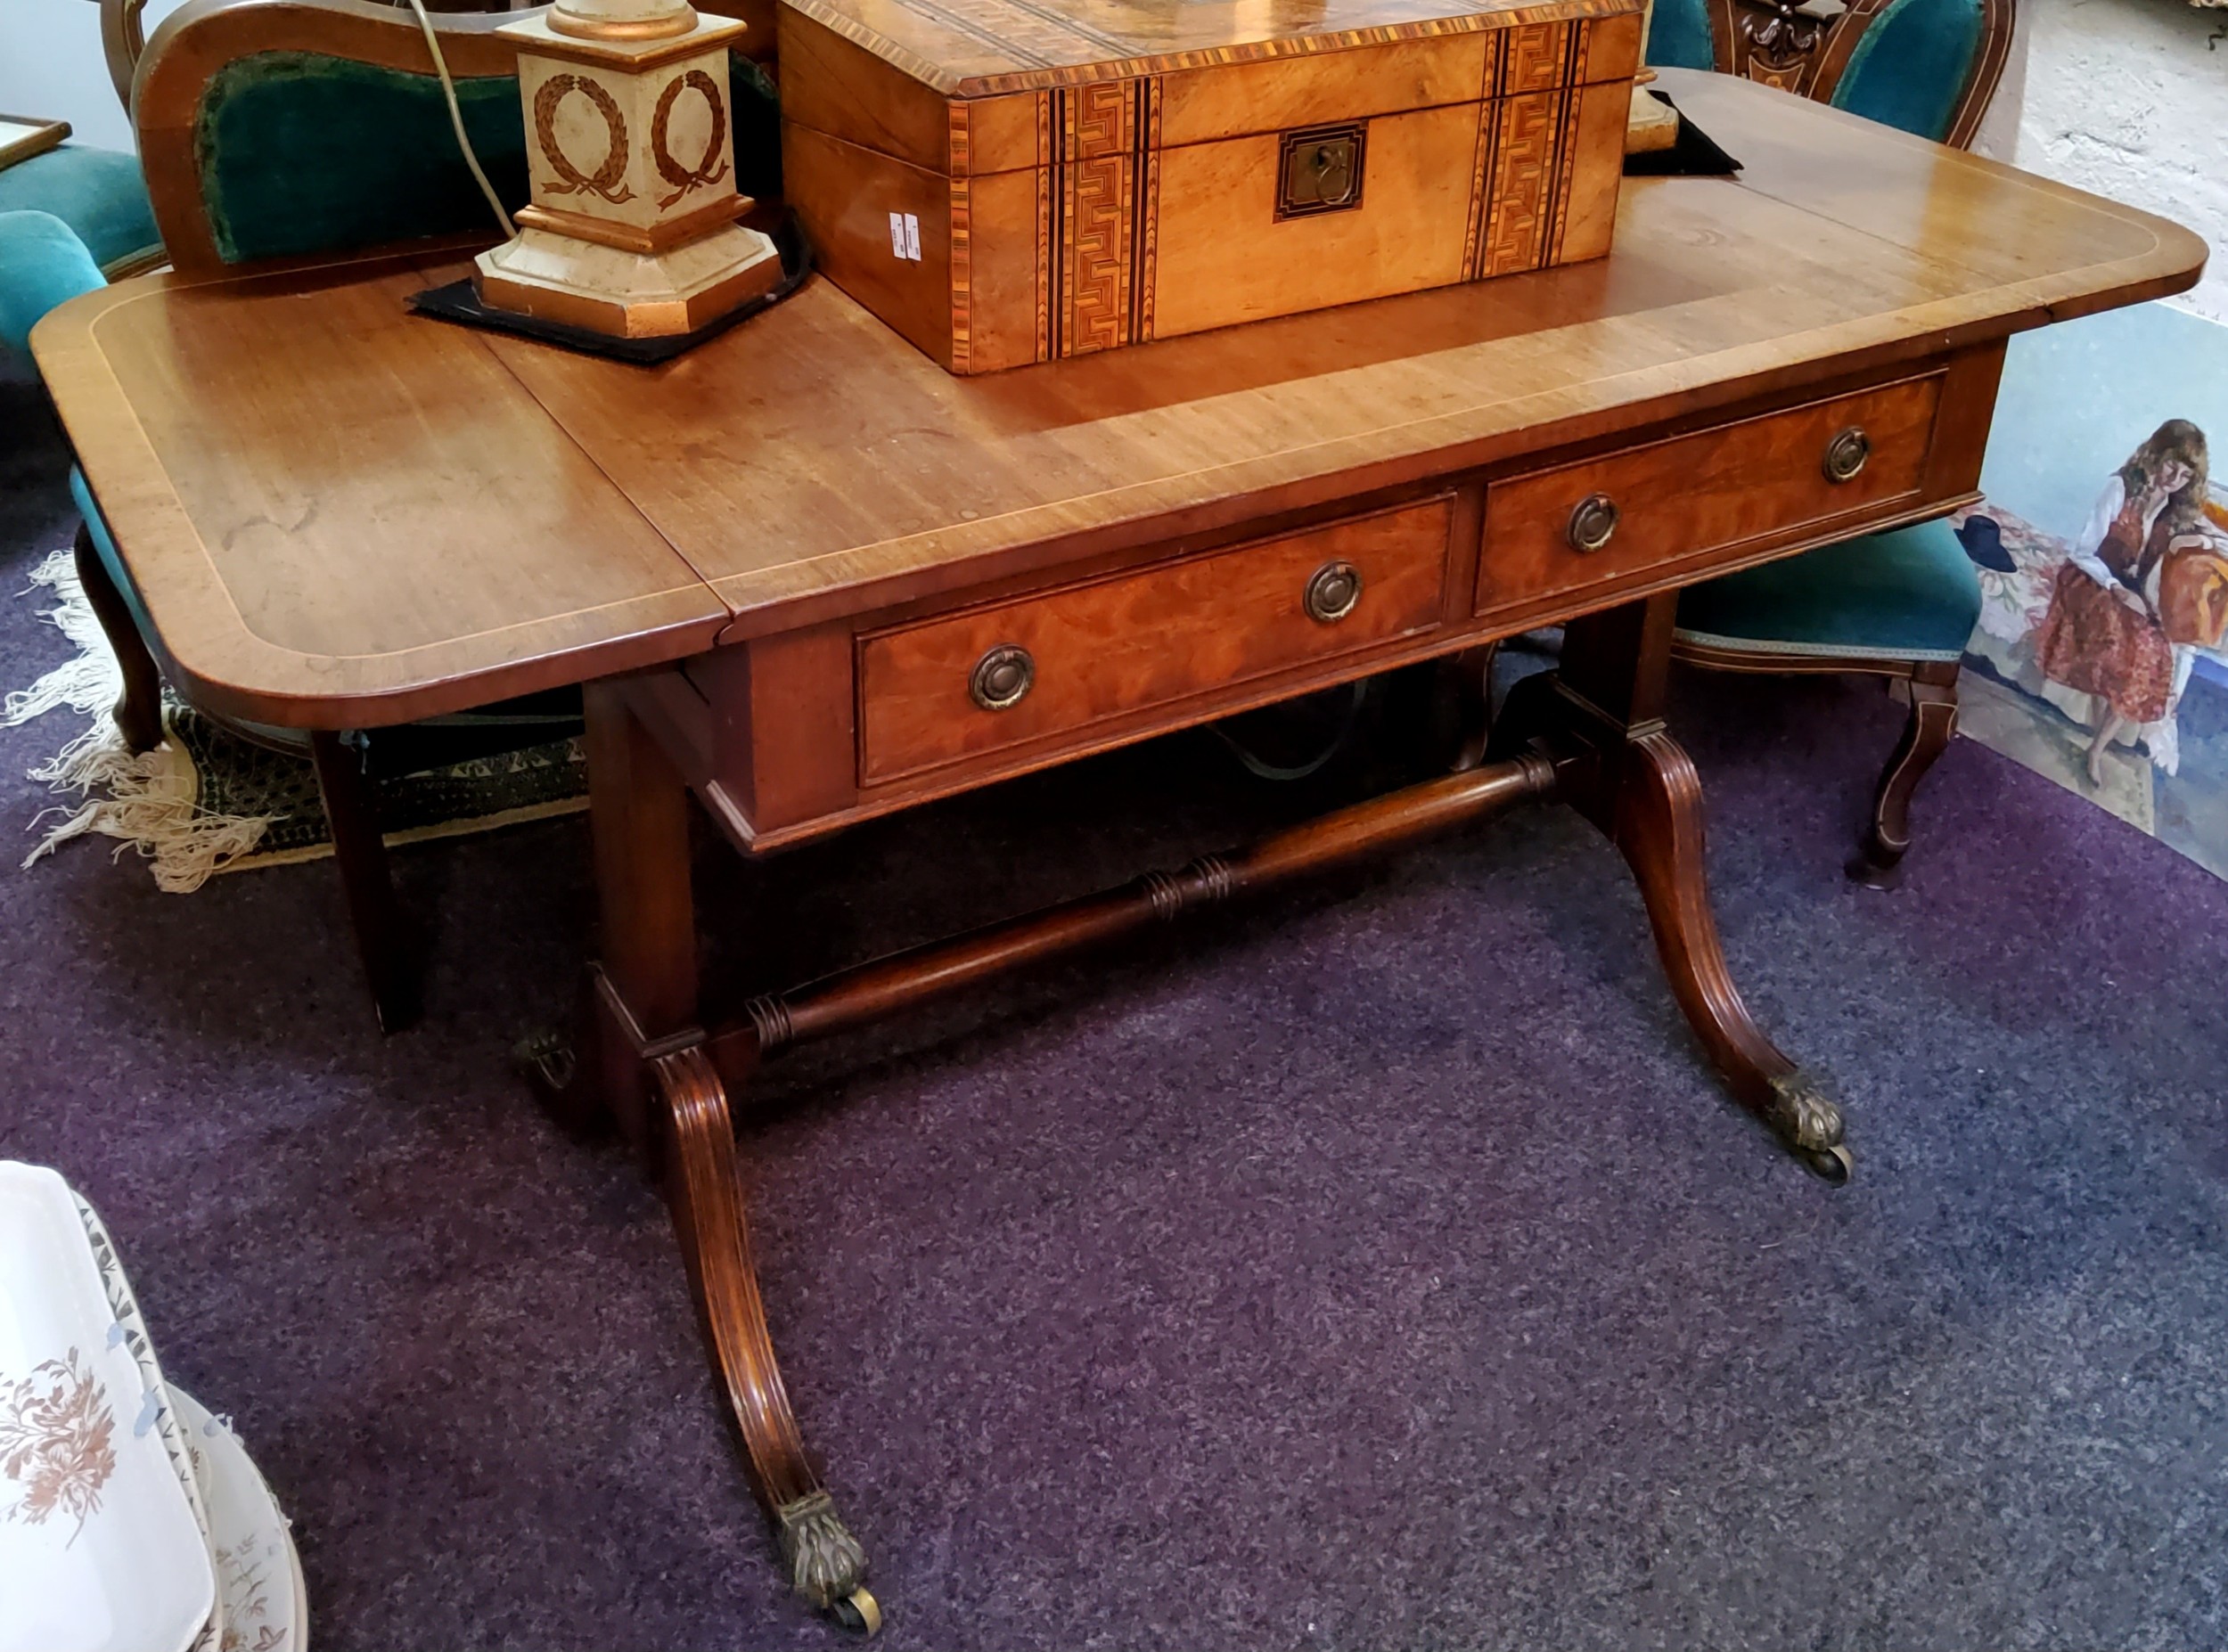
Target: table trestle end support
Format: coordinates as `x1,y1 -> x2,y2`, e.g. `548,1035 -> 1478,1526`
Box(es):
1489,600 -> 1858,1184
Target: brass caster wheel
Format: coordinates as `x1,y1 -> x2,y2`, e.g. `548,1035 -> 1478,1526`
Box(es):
1802,1143 -> 1854,1185
831,1589 -> 883,1636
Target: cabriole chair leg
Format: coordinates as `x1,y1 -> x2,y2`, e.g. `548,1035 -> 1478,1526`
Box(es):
309,731 -> 422,1032
1849,661 -> 1962,887
72,523 -> 165,755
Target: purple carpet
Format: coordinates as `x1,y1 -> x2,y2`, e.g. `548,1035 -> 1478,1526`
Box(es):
4,378 -> 2226,1650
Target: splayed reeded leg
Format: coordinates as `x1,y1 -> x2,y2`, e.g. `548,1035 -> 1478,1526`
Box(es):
539,683 -> 879,1632
1493,595 -> 1853,1182
656,1043 -> 875,1626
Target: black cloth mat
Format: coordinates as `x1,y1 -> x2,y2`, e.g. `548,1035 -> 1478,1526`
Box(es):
1625,89 -> 1744,176
409,213 -> 813,364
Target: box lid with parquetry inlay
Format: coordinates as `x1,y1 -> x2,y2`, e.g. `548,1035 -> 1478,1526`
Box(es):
777,0 -> 1643,373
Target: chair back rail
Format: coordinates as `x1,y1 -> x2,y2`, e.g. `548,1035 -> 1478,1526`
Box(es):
102,0 -> 541,115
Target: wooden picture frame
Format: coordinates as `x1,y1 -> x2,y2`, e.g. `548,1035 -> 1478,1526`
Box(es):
0,115 -> 70,173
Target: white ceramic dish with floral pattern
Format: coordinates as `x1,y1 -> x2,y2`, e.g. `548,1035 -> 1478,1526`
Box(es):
172,1389 -> 306,1652
284,1505 -> 308,1651
0,1162 -> 215,1652
70,1190 -> 224,1652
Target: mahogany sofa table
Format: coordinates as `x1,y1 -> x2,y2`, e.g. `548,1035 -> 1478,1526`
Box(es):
31,71 -> 2204,1632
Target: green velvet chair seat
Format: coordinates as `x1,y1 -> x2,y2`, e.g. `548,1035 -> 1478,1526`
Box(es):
1674,519 -> 1982,663
198,53 -> 530,266
0,147 -> 160,275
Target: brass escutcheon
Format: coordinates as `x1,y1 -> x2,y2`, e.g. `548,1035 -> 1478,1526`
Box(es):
970,643 -> 1035,710
1277,122 -> 1367,218
1823,426 -> 1871,484
1305,560 -> 1364,623
1568,493 -> 1619,553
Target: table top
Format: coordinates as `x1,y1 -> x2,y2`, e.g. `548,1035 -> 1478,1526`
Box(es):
32,70 -> 2205,730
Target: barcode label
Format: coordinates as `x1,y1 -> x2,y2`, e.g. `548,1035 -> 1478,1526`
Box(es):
888,211 -> 922,262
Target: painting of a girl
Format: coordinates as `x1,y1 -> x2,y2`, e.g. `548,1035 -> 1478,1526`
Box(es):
2032,419 -> 2215,784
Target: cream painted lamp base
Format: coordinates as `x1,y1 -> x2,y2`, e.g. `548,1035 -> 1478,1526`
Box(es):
469,0 -> 782,342
1626,67 -> 1678,154
476,221 -> 782,338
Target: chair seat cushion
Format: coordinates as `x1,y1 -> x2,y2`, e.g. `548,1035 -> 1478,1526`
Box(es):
0,210 -> 107,357
0,146 -> 160,275
1675,519 -> 1982,662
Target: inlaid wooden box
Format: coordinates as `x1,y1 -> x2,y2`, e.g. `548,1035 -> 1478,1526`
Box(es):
777,0 -> 1643,373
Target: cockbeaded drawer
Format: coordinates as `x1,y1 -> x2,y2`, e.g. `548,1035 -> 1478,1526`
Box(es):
1477,375 -> 1944,615
857,495 -> 1454,783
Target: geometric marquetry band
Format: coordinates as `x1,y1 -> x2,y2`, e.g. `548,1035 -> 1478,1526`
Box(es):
952,14 -> 1614,371
1465,19 -> 1599,280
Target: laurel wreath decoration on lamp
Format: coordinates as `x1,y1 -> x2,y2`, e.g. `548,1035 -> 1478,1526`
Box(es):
536,75 -> 637,203
652,70 -> 732,208
471,0 -> 783,339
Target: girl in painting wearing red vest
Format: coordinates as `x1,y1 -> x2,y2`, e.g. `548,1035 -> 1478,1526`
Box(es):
2035,419 -> 2215,787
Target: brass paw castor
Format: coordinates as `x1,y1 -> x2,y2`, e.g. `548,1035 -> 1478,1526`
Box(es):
512,1027 -> 576,1093
832,1589 -> 883,1635
1764,1069 -> 1850,1186
1802,1142 -> 1855,1184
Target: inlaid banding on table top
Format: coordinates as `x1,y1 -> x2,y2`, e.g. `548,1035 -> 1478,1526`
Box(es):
45,272 -> 732,722
29,74 -> 2206,725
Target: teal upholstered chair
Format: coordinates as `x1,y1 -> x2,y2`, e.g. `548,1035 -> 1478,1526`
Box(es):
0,146 -> 160,280
0,213 -> 171,761
4,3 -> 545,1032
1649,0 -> 2014,879
14,0 -> 778,1028
1644,0 -> 2012,151
0,0 -> 162,282
0,212 -> 108,352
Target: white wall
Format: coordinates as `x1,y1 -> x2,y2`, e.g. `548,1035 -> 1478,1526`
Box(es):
0,0 -> 195,154
1978,0 -> 2228,324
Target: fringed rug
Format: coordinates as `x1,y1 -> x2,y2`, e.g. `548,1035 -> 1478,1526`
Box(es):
4,545 -> 586,891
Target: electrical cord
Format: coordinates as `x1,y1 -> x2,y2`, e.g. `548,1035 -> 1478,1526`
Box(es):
1208,680 -> 1371,781
401,0 -> 517,240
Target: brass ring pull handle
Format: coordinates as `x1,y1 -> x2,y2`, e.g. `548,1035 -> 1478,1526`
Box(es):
969,643 -> 1035,710
1568,492 -> 1619,553
1277,123 -> 1367,217
1304,560 -> 1364,623
1308,142 -> 1357,207
1823,426 -> 1871,484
